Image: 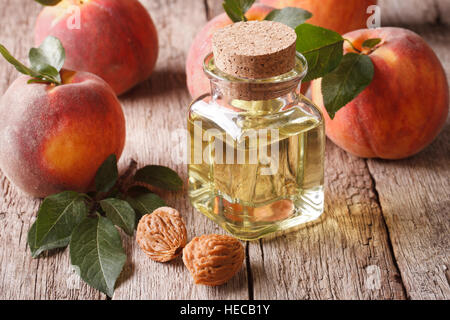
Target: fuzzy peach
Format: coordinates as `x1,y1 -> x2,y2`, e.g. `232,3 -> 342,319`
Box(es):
0,70 -> 126,197
259,0 -> 377,34
34,0 -> 158,95
311,27 -> 449,159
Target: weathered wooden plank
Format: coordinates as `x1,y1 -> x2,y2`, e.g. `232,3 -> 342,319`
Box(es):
435,0 -> 450,25
112,0 -> 249,300
379,0 -> 450,26
379,0 -> 440,26
0,0 -> 104,300
366,23 -> 450,300
206,0 -> 224,20
249,144 -> 406,299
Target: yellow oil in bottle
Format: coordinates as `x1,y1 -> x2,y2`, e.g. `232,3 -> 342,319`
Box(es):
188,96 -> 325,240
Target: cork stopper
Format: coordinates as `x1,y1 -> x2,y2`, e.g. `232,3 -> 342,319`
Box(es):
212,20 -> 297,79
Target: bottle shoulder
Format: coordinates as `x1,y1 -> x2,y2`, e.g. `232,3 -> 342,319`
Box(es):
189,94 -> 324,139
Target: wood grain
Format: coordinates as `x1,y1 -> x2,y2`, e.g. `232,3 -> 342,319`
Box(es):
379,0 -> 440,26
435,0 -> 450,25
205,0 -> 224,20
249,145 -> 406,299
379,0 -> 450,26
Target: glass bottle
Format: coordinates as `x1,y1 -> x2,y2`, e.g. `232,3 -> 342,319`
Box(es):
187,21 -> 325,240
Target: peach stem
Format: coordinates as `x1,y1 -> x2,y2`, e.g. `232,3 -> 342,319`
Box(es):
344,38 -> 362,54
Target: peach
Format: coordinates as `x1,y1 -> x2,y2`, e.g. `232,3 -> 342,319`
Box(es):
311,27 -> 449,159
186,4 -> 276,99
0,70 -> 126,197
260,0 -> 377,34
34,0 -> 158,95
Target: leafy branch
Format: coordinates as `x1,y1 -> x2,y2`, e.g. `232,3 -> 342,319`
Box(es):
0,36 -> 65,85
221,0 -> 381,119
27,155 -> 183,297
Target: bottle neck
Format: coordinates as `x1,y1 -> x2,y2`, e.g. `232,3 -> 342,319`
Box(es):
209,78 -> 302,114
202,52 -> 307,113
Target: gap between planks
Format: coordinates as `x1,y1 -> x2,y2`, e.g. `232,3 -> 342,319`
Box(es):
363,159 -> 408,298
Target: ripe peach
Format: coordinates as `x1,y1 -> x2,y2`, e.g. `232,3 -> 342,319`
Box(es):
259,0 -> 377,34
186,4 -> 275,99
34,0 -> 158,95
311,27 -> 449,159
0,70 -> 126,197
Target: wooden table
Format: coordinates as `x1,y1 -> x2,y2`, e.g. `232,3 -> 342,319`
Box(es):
0,0 -> 448,300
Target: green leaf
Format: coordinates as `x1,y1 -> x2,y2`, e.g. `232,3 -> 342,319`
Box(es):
28,222 -> 72,258
95,154 -> 119,193
34,0 -> 62,5
28,191 -> 88,258
30,36 -> 65,72
264,7 -> 312,29
70,216 -> 126,297
0,44 -> 40,78
0,40 -> 61,85
321,53 -> 374,119
33,62 -> 61,83
100,198 -> 136,235
223,0 -> 255,22
28,36 -> 65,84
362,38 -> 382,49
28,222 -> 40,256
295,23 -> 344,82
126,191 -> 166,218
134,165 -> 183,191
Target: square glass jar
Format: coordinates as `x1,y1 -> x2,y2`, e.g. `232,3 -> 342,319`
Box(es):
187,52 -> 325,240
